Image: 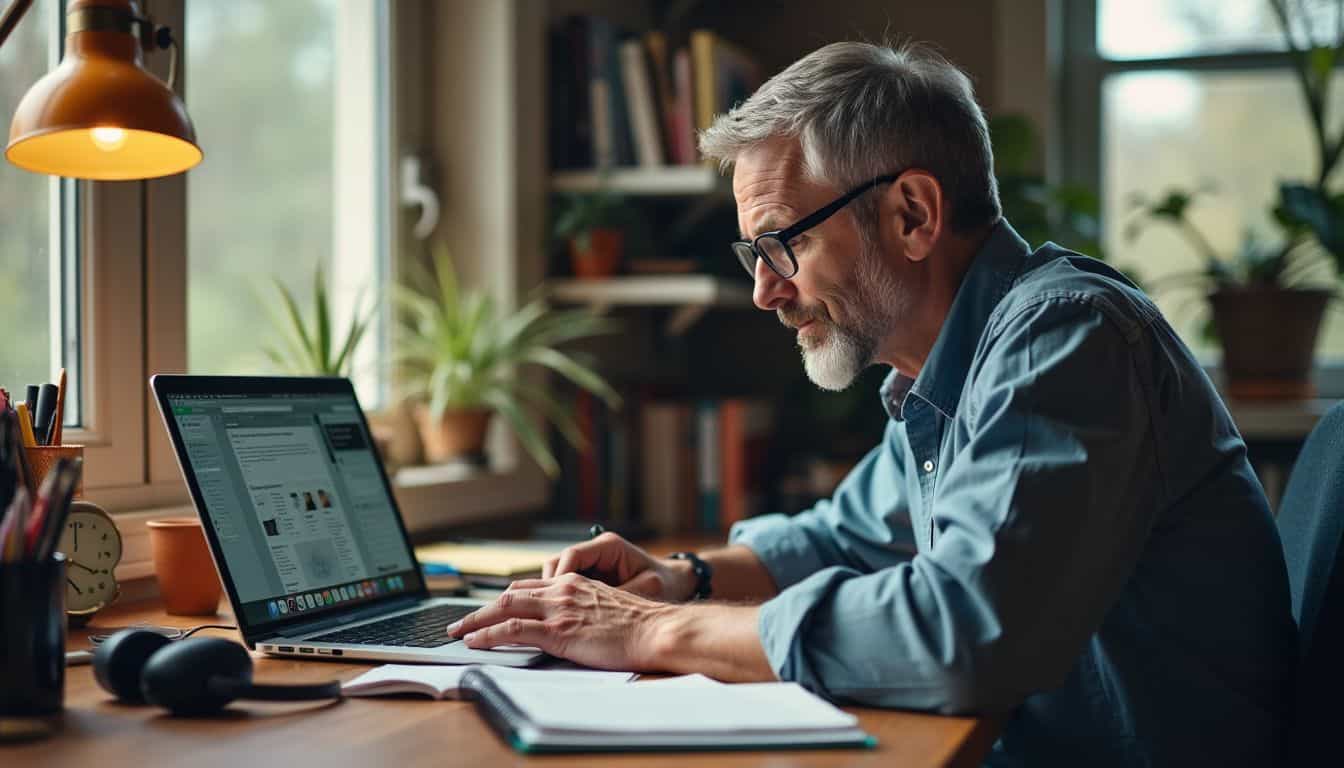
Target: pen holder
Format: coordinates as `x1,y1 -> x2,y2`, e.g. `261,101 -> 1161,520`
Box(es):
24,445 -> 83,498
0,553 -> 67,741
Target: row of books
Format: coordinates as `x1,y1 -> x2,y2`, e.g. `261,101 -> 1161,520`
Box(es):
549,392 -> 776,535
548,15 -> 763,170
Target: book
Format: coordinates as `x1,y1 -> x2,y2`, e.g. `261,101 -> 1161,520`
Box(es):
343,664 -> 635,700
696,399 -> 720,531
719,399 -> 775,532
461,670 -> 875,753
415,542 -> 562,586
619,39 -> 665,167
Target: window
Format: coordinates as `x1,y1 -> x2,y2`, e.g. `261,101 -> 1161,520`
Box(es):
185,0 -> 389,405
0,0 -> 80,423
1062,0 -> 1344,364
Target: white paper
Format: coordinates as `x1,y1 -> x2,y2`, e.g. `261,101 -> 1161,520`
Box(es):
490,678 -> 858,733
343,663 -> 634,698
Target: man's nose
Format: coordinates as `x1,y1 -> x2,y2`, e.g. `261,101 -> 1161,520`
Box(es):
752,257 -> 794,311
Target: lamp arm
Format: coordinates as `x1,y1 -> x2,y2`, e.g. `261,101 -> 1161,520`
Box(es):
0,0 -> 33,50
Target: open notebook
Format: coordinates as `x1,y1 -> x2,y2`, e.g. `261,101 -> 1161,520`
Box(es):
460,669 -> 875,753
343,664 -> 634,700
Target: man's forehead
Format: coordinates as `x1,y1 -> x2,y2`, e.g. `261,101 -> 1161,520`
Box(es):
732,143 -> 815,237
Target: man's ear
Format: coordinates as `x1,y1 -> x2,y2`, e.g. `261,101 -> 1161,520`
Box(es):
881,171 -> 944,263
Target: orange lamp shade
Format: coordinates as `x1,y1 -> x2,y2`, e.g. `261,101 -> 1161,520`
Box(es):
5,0 -> 200,180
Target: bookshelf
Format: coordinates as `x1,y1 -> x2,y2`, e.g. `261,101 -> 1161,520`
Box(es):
547,274 -> 752,335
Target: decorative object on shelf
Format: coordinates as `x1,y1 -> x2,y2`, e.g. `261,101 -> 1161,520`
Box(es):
259,262 -> 374,377
146,517 -> 221,617
3,0 -> 202,180
57,501 -> 121,627
395,243 -> 621,474
1123,0 -> 1343,400
551,187 -> 638,279
1128,188 -> 1336,401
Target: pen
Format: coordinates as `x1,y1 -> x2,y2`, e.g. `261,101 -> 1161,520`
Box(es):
589,523 -> 605,538
15,403 -> 38,449
24,385 -> 38,429
33,383 -> 57,446
50,368 -> 65,446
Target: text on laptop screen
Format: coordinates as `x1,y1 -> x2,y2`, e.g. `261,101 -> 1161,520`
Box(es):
167,392 -> 416,623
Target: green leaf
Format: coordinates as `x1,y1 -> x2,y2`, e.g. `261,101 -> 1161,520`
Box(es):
483,388 -> 559,477
314,263 -> 332,374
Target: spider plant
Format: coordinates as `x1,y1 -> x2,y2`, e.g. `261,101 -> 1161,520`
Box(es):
261,262 -> 374,376
395,243 -> 620,476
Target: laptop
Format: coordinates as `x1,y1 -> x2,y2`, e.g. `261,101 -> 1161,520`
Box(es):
151,374 -> 544,667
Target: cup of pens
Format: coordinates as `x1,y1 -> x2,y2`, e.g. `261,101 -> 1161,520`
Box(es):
1,381 -> 82,741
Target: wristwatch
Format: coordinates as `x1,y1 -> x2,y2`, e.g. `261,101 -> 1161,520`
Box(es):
668,551 -> 713,600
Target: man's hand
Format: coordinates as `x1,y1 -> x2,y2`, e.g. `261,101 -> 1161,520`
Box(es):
544,532 -> 695,602
446,573 -> 676,670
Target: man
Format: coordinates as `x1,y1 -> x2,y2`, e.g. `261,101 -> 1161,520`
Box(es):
448,42 -> 1296,765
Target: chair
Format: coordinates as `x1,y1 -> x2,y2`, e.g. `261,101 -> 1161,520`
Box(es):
1276,401 -> 1344,759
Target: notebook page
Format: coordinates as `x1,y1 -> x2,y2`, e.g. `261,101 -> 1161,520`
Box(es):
344,664 -> 633,697
489,679 -> 858,733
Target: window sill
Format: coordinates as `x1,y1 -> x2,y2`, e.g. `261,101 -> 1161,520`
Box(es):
105,464 -> 547,585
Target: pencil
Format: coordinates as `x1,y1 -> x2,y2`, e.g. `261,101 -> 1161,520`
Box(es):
15,403 -> 38,448
51,368 -> 66,446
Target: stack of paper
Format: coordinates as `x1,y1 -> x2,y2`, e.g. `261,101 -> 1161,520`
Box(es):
342,664 -> 634,700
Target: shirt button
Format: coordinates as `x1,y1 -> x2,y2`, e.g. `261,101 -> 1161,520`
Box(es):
922,460 -> 935,473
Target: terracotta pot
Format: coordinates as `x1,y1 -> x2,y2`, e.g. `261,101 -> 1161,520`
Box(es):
568,228 -> 623,279
146,518 -> 222,616
1209,286 -> 1332,400
413,405 -> 493,464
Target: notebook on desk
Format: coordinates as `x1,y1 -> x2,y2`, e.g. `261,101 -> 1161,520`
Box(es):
415,542 -> 559,587
460,669 -> 876,753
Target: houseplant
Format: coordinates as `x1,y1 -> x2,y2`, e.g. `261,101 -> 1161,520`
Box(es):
1123,0 -> 1343,399
261,262 -> 374,376
551,187 -> 634,279
395,243 -> 621,473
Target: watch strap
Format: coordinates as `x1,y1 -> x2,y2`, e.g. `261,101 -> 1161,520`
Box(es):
668,551 -> 713,600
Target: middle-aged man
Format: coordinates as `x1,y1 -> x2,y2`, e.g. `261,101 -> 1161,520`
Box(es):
447,41 -> 1296,765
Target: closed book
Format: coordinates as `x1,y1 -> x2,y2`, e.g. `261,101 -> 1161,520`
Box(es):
672,48 -> 696,164
719,399 -> 775,532
696,400 -> 720,532
619,39 -> 665,167
461,670 -> 875,753
640,401 -> 691,535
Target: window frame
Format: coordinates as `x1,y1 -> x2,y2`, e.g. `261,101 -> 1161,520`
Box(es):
1057,0 -> 1344,395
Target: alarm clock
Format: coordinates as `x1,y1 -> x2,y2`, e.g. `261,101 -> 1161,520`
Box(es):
56,501 -> 122,626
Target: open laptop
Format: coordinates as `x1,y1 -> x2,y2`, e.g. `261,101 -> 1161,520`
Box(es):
151,374 -> 543,667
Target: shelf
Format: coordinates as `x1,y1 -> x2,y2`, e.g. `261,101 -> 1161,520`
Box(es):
550,165 -> 726,196
546,275 -> 753,335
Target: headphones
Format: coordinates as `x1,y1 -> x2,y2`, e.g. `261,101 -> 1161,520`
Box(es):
92,629 -> 343,715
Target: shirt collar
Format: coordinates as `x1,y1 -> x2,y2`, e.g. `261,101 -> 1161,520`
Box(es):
879,219 -> 1031,422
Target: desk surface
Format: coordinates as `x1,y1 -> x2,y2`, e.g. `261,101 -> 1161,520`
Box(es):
8,600 -> 1001,768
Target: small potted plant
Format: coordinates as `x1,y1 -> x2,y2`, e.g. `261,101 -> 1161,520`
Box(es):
395,243 -> 621,472
260,262 -> 374,376
551,188 -> 633,279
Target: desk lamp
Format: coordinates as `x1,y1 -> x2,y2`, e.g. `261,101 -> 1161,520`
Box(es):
0,0 -> 201,179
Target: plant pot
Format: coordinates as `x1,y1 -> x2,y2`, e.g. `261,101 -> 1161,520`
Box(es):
413,405 -> 493,464
568,228 -> 623,279
1208,286 -> 1332,400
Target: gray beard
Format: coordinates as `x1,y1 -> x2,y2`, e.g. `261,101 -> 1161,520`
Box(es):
798,242 -> 905,391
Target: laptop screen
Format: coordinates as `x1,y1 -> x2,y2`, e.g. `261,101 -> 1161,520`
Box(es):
164,389 -> 420,629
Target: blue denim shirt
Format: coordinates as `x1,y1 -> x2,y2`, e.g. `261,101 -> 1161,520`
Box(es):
730,220 -> 1296,766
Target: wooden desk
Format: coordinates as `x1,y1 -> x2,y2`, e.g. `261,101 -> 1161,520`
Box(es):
8,596 -> 999,768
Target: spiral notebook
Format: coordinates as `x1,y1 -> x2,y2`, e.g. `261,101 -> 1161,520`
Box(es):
460,669 -> 875,753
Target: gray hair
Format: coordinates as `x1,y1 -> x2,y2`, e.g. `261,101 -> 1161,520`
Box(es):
699,41 -> 1000,234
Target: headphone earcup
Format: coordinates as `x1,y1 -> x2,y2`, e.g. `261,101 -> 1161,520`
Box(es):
140,636 -> 253,716
92,629 -> 172,703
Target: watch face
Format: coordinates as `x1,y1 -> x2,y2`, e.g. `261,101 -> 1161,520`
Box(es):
57,507 -> 122,613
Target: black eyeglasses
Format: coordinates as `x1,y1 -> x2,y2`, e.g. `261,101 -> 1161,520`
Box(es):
732,172 -> 903,279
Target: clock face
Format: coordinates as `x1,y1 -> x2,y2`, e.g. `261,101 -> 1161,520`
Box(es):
57,507 -> 122,614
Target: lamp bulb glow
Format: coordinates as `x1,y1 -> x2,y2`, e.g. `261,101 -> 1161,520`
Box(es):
90,126 -> 127,152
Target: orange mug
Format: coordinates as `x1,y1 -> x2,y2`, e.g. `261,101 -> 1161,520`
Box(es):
146,518 -> 222,616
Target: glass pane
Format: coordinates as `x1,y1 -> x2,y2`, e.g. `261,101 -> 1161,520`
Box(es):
186,0 -> 384,403
1097,0 -> 1335,59
1102,70 -> 1344,361
0,0 -> 60,405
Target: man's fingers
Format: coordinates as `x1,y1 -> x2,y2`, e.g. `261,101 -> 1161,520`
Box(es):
506,578 -> 551,592
448,591 -> 547,637
462,617 -> 551,651
552,537 -> 614,577
620,570 -> 663,599
542,556 -> 560,579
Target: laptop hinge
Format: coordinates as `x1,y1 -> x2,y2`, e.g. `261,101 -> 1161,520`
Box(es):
258,595 -> 424,640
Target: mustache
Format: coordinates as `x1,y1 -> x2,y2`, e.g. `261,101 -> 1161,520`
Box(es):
777,303 -> 829,330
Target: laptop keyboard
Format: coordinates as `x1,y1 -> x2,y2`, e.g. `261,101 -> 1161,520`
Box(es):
308,603 -> 475,648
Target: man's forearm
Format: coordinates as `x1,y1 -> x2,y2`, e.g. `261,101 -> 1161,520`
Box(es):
647,602 -> 776,682
695,544 -> 779,602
